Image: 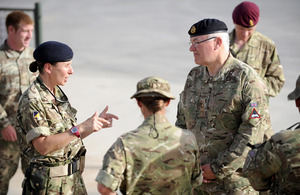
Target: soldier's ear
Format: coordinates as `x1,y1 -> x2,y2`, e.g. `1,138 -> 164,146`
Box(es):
44,63 -> 52,74
214,37 -> 222,50
137,99 -> 142,108
165,99 -> 171,107
8,25 -> 16,34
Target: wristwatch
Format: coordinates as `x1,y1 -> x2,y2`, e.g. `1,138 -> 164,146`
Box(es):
71,126 -> 80,138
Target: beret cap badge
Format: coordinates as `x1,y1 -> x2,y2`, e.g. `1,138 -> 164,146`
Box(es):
188,18 -> 228,37
191,26 -> 196,34
249,20 -> 254,26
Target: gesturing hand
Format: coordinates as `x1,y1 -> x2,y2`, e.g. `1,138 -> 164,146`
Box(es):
99,106 -> 119,128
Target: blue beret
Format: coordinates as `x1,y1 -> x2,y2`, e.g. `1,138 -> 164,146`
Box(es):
33,41 -> 73,63
188,18 -> 228,37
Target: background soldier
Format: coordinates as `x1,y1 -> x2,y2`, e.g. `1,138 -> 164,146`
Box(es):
0,11 -> 36,195
229,1 -> 285,141
96,76 -> 202,195
229,1 -> 285,98
176,18 -> 271,194
243,75 -> 300,194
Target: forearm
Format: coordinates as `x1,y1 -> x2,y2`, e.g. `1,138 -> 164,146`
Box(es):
264,73 -> 285,97
98,183 -> 116,195
264,49 -> 285,97
210,133 -> 251,179
32,129 -> 78,155
175,99 -> 187,129
0,105 -> 11,131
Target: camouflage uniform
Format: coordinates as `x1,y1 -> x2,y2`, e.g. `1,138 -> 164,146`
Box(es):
230,30 -> 283,142
16,76 -> 87,195
229,30 -> 285,98
243,124 -> 300,194
176,54 -> 271,194
96,113 -> 203,194
0,41 -> 36,194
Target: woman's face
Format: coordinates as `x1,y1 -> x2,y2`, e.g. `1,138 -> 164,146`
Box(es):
50,60 -> 73,86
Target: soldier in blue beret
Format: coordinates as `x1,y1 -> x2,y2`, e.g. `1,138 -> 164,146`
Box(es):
16,41 -> 119,194
176,18 -> 272,194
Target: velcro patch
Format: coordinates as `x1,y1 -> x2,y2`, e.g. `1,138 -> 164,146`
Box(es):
249,108 -> 261,119
33,111 -> 40,118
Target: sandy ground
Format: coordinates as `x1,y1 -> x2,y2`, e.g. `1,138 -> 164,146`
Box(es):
0,0 -> 299,194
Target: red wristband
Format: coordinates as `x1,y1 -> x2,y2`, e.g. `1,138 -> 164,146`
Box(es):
71,126 -> 80,138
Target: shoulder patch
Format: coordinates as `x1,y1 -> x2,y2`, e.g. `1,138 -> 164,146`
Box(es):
33,111 -> 40,118
249,108 -> 261,119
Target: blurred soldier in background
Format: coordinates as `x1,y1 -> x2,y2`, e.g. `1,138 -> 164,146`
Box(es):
0,11 -> 36,195
229,1 -> 285,141
230,1 -> 285,98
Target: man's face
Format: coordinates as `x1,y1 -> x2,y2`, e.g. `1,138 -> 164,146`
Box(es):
189,35 -> 216,66
10,22 -> 34,50
234,24 -> 256,42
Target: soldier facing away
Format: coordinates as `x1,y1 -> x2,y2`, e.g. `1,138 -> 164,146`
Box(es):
243,75 -> 300,194
0,11 -> 36,195
96,76 -> 203,195
176,18 -> 272,194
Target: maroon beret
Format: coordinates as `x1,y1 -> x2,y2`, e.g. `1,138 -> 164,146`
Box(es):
232,1 -> 260,28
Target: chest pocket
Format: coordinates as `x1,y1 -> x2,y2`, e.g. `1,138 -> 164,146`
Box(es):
244,47 -> 271,76
209,78 -> 243,132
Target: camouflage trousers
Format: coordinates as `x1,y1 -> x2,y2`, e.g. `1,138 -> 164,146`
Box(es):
0,140 -> 29,195
22,169 -> 87,195
194,181 -> 259,195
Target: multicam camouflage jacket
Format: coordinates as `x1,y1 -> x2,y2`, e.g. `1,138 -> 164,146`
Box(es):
229,30 -> 285,97
96,113 -> 203,194
0,41 -> 36,134
176,54 -> 271,190
243,125 -> 300,194
16,76 -> 82,163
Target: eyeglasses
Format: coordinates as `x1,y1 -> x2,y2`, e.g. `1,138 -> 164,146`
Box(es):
189,36 -> 216,47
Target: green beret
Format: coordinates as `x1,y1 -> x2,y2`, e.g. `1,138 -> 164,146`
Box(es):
188,18 -> 228,37
131,76 -> 175,99
33,41 -> 73,63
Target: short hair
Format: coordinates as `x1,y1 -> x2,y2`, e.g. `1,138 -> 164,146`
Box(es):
208,32 -> 230,51
5,11 -> 34,32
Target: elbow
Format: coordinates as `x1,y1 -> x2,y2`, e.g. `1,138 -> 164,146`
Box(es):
32,136 -> 51,155
34,145 -> 49,155
97,183 -> 115,195
37,148 -> 48,156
